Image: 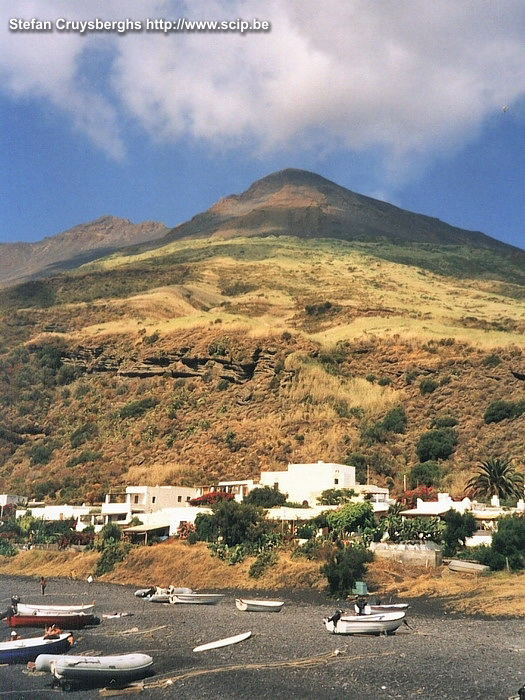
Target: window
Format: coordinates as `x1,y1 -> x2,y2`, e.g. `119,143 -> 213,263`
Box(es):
186,496 -> 190,501
334,478 -> 339,485
177,496 -> 182,503
152,496 -> 156,504
134,495 -> 139,504
273,482 -> 279,490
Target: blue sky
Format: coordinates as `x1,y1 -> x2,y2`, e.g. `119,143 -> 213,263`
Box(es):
2,1 -> 525,251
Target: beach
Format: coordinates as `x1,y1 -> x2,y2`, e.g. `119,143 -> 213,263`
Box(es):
1,575 -> 523,699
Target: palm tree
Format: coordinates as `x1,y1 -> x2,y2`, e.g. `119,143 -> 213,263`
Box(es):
465,458 -> 525,501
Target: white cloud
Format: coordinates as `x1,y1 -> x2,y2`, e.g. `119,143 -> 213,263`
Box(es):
2,0 -> 525,174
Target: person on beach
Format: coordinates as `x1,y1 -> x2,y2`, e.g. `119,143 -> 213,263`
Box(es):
43,624 -> 61,639
39,576 -> 47,595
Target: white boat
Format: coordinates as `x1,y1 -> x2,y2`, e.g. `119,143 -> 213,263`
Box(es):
35,652 -> 153,690
354,603 -> 409,615
170,592 -> 224,605
16,602 -> 95,615
448,559 -> 490,573
324,611 -> 406,635
235,598 -> 284,613
193,631 -> 251,652
136,586 -> 193,602
0,632 -> 73,664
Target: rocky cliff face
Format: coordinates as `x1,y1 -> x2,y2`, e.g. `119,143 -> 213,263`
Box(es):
0,216 -> 167,288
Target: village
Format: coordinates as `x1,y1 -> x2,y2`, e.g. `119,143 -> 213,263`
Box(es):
2,459 -> 523,567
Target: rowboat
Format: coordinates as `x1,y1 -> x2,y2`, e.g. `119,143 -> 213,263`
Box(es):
35,652 -> 153,690
354,602 -> 410,615
136,586 -> 193,602
448,559 -> 490,573
16,602 -> 95,615
235,598 -> 284,613
324,611 -> 406,635
7,612 -> 100,629
0,632 -> 73,664
193,631 -> 252,652
170,593 -> 224,605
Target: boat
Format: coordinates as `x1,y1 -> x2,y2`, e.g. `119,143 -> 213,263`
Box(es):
35,652 -> 153,690
235,598 -> 284,613
193,631 -> 252,652
0,632 -> 73,664
448,559 -> 490,573
136,586 -> 193,602
7,611 -> 100,629
16,602 -> 95,615
354,602 -> 410,615
324,611 -> 406,635
170,593 -> 224,605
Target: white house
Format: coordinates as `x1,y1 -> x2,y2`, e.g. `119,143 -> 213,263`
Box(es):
259,460 -> 356,506
15,504 -> 103,532
0,494 -> 26,516
102,485 -> 200,526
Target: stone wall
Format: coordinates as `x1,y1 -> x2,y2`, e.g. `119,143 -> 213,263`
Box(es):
370,542 -> 443,568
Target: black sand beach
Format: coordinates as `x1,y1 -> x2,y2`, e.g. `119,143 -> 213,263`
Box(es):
1,575 -> 523,699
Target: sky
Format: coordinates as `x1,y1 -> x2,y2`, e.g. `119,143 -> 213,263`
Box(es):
1,0 -> 525,250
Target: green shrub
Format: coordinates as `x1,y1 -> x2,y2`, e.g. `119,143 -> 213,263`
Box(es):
317,488 -> 356,506
416,428 -> 458,462
484,399 -> 525,424
419,377 -> 438,395
482,353 -> 502,367
490,516 -> 525,570
248,550 -> 278,578
119,397 -> 157,419
431,415 -> 458,428
409,461 -> 442,488
70,422 -> 98,448
244,486 -> 286,508
442,510 -> 476,556
66,450 -> 102,467
321,544 -> 373,597
29,440 -> 56,465
216,379 -> 230,391
94,542 -> 130,576
381,406 -> 407,434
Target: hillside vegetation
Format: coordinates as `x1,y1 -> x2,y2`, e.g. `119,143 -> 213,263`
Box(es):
0,234 -> 523,502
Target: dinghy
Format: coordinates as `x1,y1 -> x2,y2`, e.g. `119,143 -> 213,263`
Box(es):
235,598 -> 284,613
324,611 -> 406,635
136,586 -> 193,602
7,611 -> 100,629
35,652 -> 153,690
170,593 -> 224,605
354,602 -> 410,615
448,559 -> 490,574
193,631 -> 251,652
0,632 -> 73,664
16,602 -> 95,615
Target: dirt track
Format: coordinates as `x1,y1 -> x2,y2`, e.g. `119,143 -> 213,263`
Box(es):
1,575 -> 524,699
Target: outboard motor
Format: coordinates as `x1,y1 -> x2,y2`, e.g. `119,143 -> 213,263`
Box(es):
11,595 -> 20,608
355,595 -> 368,615
518,685 -> 525,700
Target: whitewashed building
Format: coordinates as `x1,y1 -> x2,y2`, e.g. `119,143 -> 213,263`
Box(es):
102,485 -> 199,526
259,460 -> 356,506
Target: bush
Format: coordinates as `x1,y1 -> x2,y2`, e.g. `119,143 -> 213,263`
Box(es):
419,377 -> 438,395
248,550 -> 278,578
482,353 -> 502,367
244,486 -> 286,508
381,406 -> 407,434
70,422 -> 98,448
484,399 -> 525,424
409,461 -> 442,488
317,488 -> 356,506
66,450 -> 102,467
29,440 -> 56,465
326,501 -> 374,536
119,397 -> 158,419
321,544 -> 373,597
442,510 -> 476,556
416,428 -> 458,462
431,415 -> 458,428
94,542 -> 130,576
189,491 -> 235,506
490,516 -> 525,570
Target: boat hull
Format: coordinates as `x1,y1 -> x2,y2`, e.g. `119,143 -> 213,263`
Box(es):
325,611 -> 406,635
36,653 -> 153,689
235,598 -> 284,612
16,603 -> 94,615
170,593 -> 224,605
0,633 -> 72,664
8,613 -> 99,629
354,603 -> 409,615
448,559 -> 490,573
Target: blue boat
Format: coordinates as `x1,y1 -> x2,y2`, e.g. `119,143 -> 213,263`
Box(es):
0,632 -> 73,664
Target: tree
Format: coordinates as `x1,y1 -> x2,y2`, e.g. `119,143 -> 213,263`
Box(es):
490,516 -> 525,570
317,488 -> 356,506
442,509 -> 476,556
209,500 -> 268,547
409,461 -> 442,488
243,486 -> 286,508
321,544 -> 373,597
325,501 -> 374,537
465,458 -> 525,501
416,428 -> 457,462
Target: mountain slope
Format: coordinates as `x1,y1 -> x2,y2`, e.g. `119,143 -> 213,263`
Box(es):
159,169 -> 523,256
0,216 -> 167,288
